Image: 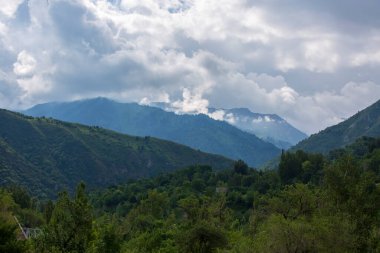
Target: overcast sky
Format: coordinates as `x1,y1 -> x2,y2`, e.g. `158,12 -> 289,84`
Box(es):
0,0 -> 380,134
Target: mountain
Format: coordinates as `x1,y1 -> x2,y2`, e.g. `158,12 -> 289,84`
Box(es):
24,98 -> 281,167
0,109 -> 233,197
292,99 -> 380,154
208,107 -> 307,149
153,103 -> 307,149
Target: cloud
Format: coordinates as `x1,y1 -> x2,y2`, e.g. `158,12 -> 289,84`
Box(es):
0,0 -> 379,134
252,116 -> 275,123
0,68 -> 24,108
170,88 -> 209,114
177,71 -> 380,134
351,50 -> 380,67
0,0 -> 24,18
13,50 -> 37,76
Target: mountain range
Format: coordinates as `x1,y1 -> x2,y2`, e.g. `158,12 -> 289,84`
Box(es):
209,107 -> 307,149
24,98 -> 281,167
0,109 -> 232,197
2,98 -> 380,197
152,102 -> 307,149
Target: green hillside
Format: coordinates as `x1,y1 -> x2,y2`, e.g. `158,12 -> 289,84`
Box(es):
292,99 -> 380,153
24,98 -> 281,167
2,137 -> 378,252
0,109 -> 233,197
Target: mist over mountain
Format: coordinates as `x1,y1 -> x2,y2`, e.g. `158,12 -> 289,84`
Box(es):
208,108 -> 307,149
152,103 -> 307,149
24,98 -> 281,167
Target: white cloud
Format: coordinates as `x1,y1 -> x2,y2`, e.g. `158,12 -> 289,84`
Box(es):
303,39 -> 339,72
251,116 -> 275,123
350,51 -> 380,66
248,73 -> 287,92
13,50 -> 37,76
270,86 -> 298,104
17,74 -> 51,97
208,109 -> 226,121
0,0 -> 379,134
0,0 -> 24,18
171,88 -> 209,115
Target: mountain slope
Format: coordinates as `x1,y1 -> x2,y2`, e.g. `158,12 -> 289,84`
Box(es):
0,109 -> 233,197
208,107 -> 307,149
292,99 -> 380,153
24,98 -> 281,167
153,102 -> 307,149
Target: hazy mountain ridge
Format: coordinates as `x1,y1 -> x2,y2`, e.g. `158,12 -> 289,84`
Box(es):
152,102 -> 307,149
209,107 -> 307,149
0,109 -> 232,197
292,99 -> 380,153
24,98 -> 281,167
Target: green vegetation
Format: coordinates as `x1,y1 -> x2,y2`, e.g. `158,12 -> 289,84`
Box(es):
1,137 -> 379,252
293,99 -> 380,153
24,97 -> 281,167
0,109 -> 232,198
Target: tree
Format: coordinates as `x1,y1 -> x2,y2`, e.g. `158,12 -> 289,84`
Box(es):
266,183 -> 318,220
7,185 -> 32,209
37,183 -> 93,253
0,218 -> 26,253
253,214 -> 355,253
279,152 -> 302,184
233,160 -> 249,175
324,156 -> 380,251
0,190 -> 27,253
89,216 -> 123,253
279,151 -> 324,185
44,200 -> 54,224
179,221 -> 228,253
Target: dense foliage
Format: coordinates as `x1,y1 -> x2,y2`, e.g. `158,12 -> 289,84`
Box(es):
1,137 -> 379,252
24,97 -> 281,166
0,109 -> 232,198
293,99 -> 380,153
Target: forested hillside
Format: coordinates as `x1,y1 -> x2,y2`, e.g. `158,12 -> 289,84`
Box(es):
24,98 -> 281,167
0,109 -> 232,198
293,99 -> 380,153
1,137 -> 379,252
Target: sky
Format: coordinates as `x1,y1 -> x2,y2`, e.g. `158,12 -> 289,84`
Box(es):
0,0 -> 380,134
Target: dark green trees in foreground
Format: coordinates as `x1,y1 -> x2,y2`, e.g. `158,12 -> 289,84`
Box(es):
0,189 -> 29,253
1,137 -> 380,252
35,183 -> 93,253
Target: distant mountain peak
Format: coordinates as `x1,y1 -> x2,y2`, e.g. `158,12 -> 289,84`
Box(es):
151,103 -> 307,149
80,97 -> 115,104
225,107 -> 252,115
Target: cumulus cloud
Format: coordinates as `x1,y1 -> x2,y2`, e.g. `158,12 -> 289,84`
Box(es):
0,0 -> 379,134
13,50 -> 37,76
171,88 -> 209,115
